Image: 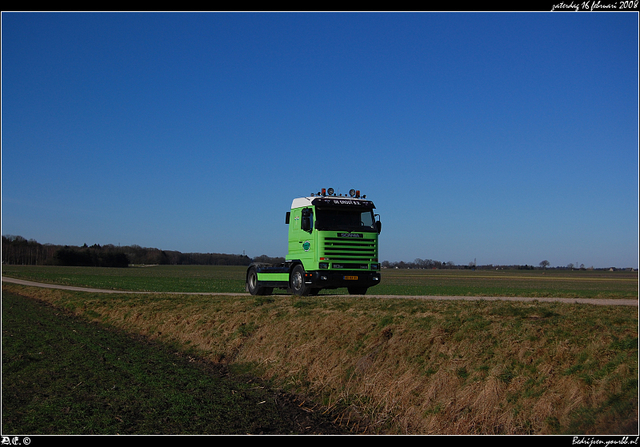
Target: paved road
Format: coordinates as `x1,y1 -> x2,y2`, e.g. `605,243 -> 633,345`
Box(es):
3,276 -> 637,306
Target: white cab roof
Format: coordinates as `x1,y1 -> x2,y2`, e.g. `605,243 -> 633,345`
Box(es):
291,197 -> 314,209
290,196 -> 375,210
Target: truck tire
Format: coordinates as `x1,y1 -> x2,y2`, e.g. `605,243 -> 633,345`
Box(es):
247,266 -> 272,296
348,287 -> 368,295
290,264 -> 310,296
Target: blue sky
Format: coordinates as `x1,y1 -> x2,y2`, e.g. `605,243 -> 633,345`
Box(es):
2,12 -> 638,268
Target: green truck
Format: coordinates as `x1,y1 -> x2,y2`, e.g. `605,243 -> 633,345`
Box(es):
246,188 -> 382,296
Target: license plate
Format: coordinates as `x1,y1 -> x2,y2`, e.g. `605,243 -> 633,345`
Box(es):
344,276 -> 358,280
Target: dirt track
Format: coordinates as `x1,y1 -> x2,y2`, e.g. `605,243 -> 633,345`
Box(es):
3,276 -> 637,306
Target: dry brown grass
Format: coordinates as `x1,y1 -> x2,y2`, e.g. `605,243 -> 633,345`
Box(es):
3,283 -> 637,435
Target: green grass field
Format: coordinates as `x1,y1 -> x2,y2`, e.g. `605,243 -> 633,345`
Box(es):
2,265 -> 638,434
2,265 -> 247,293
2,265 -> 638,299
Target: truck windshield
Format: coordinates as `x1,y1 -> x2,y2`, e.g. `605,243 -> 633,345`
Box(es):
315,207 -> 377,232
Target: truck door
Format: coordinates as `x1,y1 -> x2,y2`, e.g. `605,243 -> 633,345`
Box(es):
287,207 -> 315,268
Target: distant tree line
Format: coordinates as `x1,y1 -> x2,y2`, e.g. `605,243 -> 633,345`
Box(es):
2,236 -> 57,266
3,235 -> 633,271
381,257 -> 635,271
1,235 -> 263,267
53,245 -> 130,268
381,258 -> 553,270
382,259 -> 458,269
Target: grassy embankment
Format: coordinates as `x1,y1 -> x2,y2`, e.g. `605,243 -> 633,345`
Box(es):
2,265 -> 638,434
2,290 -> 345,435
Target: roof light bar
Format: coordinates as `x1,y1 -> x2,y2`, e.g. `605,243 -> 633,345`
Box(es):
311,188 -> 367,198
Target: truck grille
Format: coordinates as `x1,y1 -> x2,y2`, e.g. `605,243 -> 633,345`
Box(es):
322,236 -> 377,267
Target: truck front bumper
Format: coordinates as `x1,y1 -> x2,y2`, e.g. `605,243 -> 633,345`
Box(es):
305,270 -> 381,289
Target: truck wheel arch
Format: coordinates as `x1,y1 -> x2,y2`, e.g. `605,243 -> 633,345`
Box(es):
246,264 -> 272,296
289,263 -> 310,296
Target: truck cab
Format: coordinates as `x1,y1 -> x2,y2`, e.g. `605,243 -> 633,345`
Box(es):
246,188 -> 381,296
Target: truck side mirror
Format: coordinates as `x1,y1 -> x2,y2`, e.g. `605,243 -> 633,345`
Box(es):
285,212 -> 290,224
375,214 -> 382,234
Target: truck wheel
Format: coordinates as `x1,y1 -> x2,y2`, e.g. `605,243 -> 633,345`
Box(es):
348,287 -> 368,295
290,264 -> 310,296
247,266 -> 271,296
